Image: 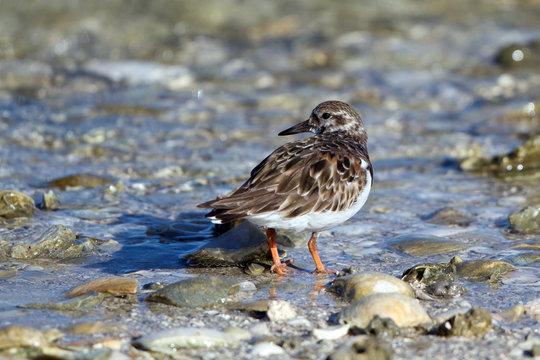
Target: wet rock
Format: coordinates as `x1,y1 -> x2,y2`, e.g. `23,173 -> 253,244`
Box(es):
388,234 -> 466,256
0,190 -> 36,219
40,190 -> 59,210
0,61 -> 52,90
330,272 -> 414,302
142,281 -> 168,292
229,299 -> 269,319
223,327 -> 252,342
402,260 -> 466,299
245,262 -> 266,275
1,224 -> 95,259
328,336 -> 392,360
503,252 -> 540,265
0,325 -> 62,351
66,321 -> 121,335
460,134 -> 540,178
251,342 -> 285,356
266,300 -> 297,322
498,302 -> 524,323
508,206 -> 540,234
435,307 -> 491,337
49,173 -> 114,190
185,221 -> 271,267
67,276 -> 138,297
358,316 -> 408,338
421,207 -> 473,227
133,327 -> 239,354
495,41 -> 540,69
145,276 -> 239,308
453,256 -> 516,282
19,292 -> 106,311
313,325 -> 350,341
525,298 -> 540,322
337,293 -> 431,328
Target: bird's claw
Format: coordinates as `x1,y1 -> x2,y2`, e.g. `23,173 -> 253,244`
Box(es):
270,258 -> 294,276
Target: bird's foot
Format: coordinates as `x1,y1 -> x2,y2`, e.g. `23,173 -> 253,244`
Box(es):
270,258 -> 294,276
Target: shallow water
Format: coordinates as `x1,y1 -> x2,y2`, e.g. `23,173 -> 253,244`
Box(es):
0,0 -> 539,358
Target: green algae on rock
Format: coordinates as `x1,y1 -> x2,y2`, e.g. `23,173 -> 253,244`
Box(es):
19,292 -> 106,311
460,135 -> 540,178
0,190 -> 36,219
453,256 -> 516,281
0,225 -> 94,259
145,277 -> 240,308
330,272 -> 414,302
402,260 -> 466,299
508,206 -> 540,234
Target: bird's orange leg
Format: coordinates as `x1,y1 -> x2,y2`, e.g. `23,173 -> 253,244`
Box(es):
308,232 -> 336,274
266,228 -> 292,275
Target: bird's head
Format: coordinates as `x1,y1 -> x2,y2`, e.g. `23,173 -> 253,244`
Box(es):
278,100 -> 365,137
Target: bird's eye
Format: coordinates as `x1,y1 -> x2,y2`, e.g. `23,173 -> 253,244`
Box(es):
321,112 -> 330,119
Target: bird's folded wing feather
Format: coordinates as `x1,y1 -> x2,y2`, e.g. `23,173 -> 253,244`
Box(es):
199,136 -> 371,221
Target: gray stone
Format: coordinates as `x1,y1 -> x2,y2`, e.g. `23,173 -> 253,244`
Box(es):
145,276 -> 239,308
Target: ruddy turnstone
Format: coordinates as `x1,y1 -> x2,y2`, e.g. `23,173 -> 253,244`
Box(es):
198,100 -> 372,275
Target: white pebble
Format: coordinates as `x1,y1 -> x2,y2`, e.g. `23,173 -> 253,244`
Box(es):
266,300 -> 297,322
313,324 -> 350,340
251,342 -> 285,356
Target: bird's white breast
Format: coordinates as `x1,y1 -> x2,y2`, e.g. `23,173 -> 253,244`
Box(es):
247,171 -> 372,233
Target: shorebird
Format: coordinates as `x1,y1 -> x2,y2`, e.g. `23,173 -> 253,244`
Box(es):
199,100 -> 372,275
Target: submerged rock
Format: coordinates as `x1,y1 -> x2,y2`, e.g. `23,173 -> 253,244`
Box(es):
145,277 -> 240,308
508,206 -> 540,234
133,327 -> 238,354
0,225 -> 95,259
337,293 -> 431,328
67,277 -> 138,297
328,335 -> 392,360
19,292 -> 106,311
388,234 -> 466,256
435,307 -> 491,337
330,272 -> 414,302
49,173 -> 114,190
460,134 -> 540,178
503,252 -> 540,265
0,190 -> 36,219
421,207 -> 473,227
185,221 -> 271,267
402,260 -> 466,299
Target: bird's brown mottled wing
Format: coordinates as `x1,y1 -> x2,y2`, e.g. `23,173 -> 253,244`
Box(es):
198,134 -> 372,223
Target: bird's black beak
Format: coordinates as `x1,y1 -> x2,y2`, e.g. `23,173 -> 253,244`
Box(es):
278,119 -> 311,136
